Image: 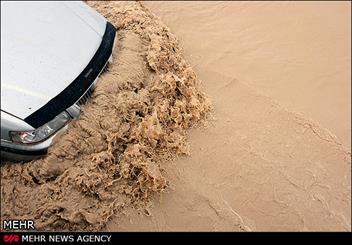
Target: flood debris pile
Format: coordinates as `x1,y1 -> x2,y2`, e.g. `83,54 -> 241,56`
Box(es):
1,2 -> 211,231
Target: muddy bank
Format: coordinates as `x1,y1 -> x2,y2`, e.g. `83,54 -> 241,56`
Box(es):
1,1 -> 210,231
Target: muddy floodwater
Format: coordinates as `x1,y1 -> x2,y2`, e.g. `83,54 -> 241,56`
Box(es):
112,1 -> 351,231
145,1 -> 351,150
1,1 -> 351,231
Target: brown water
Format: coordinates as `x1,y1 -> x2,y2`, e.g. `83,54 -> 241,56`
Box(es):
108,1 -> 351,231
145,1 -> 351,150
1,1 -> 350,231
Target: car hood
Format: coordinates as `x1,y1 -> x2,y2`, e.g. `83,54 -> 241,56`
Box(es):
1,1 -> 107,122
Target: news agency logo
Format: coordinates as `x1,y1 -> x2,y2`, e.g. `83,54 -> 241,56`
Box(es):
2,234 -> 20,243
2,219 -> 36,231
1,220 -> 112,243
1,234 -> 113,243
1,219 -> 34,243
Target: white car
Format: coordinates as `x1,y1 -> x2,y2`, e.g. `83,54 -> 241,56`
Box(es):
1,1 -> 116,161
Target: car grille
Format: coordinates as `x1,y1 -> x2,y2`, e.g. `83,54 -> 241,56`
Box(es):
76,61 -> 110,106
77,85 -> 95,106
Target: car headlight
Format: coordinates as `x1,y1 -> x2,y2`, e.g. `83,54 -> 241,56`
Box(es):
10,111 -> 71,144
